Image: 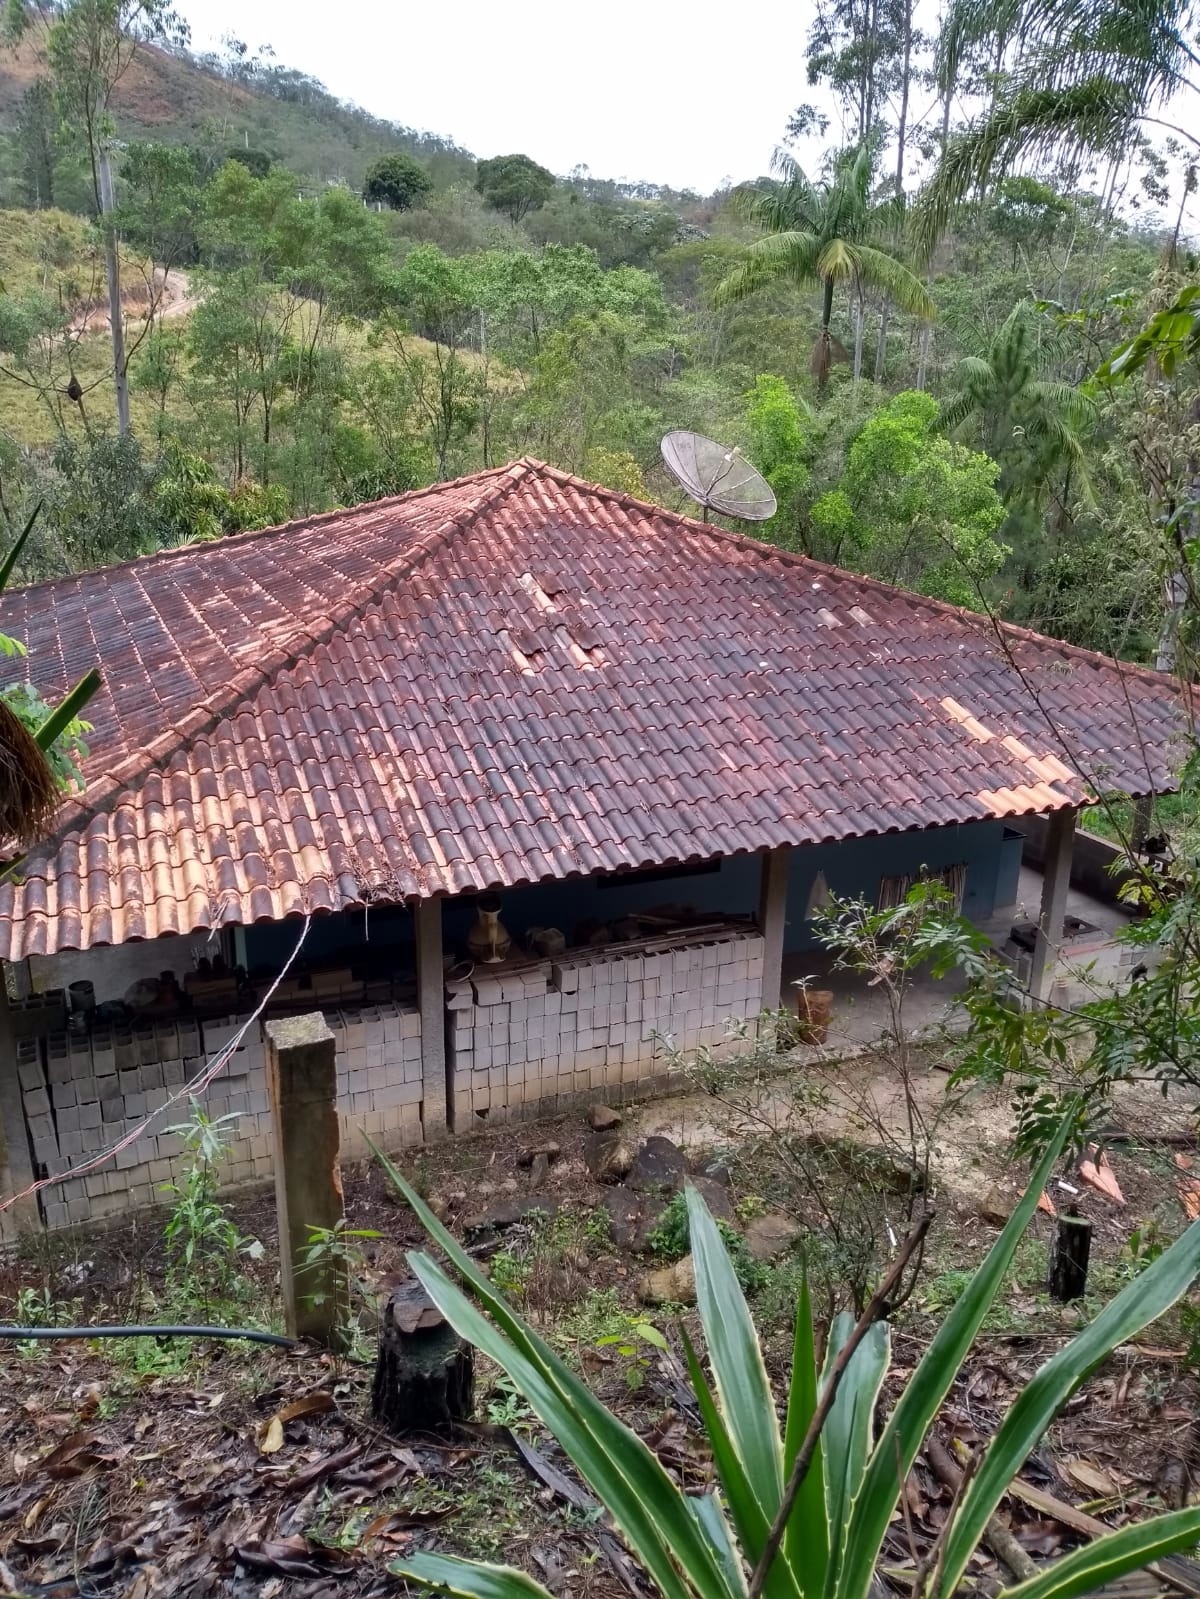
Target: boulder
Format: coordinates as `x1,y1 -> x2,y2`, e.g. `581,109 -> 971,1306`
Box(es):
979,1186 -> 1016,1227
628,1136 -> 687,1194
589,1104 -> 623,1131
517,1142 -> 562,1168
690,1176 -> 737,1225
585,1130 -> 635,1184
600,1190 -> 666,1252
637,1253 -> 696,1307
463,1196 -> 558,1235
529,1152 -> 552,1191
745,1212 -> 802,1262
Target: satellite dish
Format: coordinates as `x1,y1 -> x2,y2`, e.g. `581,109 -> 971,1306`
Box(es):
660,430 -> 778,523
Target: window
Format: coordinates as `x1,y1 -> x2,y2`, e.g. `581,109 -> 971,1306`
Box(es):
878,862 -> 966,911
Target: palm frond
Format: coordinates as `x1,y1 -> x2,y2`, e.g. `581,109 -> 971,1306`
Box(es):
713,234 -> 824,305
852,247 -> 936,318
816,238 -> 861,284
936,391 -> 981,434
913,80 -> 1138,256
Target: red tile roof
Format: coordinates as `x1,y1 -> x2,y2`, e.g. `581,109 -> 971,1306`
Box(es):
0,458 -> 1185,958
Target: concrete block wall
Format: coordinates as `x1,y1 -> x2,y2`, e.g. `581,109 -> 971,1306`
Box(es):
22,1000 -> 425,1231
449,927 -> 766,1124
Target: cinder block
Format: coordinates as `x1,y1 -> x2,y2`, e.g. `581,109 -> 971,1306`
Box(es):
23,1085 -> 51,1117
17,1058 -> 44,1093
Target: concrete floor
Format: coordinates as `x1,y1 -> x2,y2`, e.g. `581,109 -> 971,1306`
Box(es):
781,864 -> 1133,1053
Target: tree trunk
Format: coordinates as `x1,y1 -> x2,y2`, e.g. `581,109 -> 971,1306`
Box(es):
1048,1210 -> 1092,1301
98,145 -> 130,438
894,0 -> 913,196
853,292 -> 865,382
874,304 -> 889,382
372,1278 -> 475,1434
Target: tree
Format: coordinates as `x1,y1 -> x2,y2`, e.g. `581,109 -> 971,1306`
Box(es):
987,176 -> 1073,267
937,303 -> 1094,507
11,80 -> 58,207
916,0 -> 1200,250
742,374 -> 811,549
363,152 -> 432,212
4,0 -> 190,434
714,145 -> 934,392
810,389 -> 1009,602
475,152 -> 556,225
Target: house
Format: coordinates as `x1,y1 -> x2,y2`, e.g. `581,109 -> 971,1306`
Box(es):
0,458 -> 1186,1232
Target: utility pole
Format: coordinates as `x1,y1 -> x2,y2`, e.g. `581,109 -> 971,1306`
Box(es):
97,143 -> 130,437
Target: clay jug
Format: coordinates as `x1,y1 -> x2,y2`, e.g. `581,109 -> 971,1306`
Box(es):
468,893 -> 512,964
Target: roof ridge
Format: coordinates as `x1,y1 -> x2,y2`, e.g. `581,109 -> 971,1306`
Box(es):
529,459 -> 1183,694
2,461 -> 523,604
32,460 -> 534,854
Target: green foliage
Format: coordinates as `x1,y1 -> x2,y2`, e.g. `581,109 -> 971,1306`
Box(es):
374,1135 -> 1200,1599
987,177 -> 1074,267
475,153 -> 556,225
811,388 -> 1009,602
647,1191 -> 763,1293
161,1099 -> 262,1311
363,152 -> 433,213
742,375 -> 810,547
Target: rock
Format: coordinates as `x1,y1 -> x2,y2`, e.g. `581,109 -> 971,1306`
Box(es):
601,1189 -> 643,1249
548,1154 -> 588,1190
497,1177 -> 519,1195
600,1190 -> 666,1252
529,1152 -> 552,1191
463,1196 -> 559,1235
589,1104 -> 622,1131
690,1176 -> 737,1224
517,1142 -> 561,1168
584,1130 -> 635,1184
638,1254 -> 696,1306
979,1186 -> 1016,1227
745,1213 -> 802,1262
628,1136 -> 687,1194
427,1194 -> 449,1220
700,1159 -> 733,1187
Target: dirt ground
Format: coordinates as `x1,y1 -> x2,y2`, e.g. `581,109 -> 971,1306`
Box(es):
2,1048 -> 1199,1598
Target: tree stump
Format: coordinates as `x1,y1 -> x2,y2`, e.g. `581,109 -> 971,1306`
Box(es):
372,1278 -> 474,1433
1048,1209 -> 1092,1301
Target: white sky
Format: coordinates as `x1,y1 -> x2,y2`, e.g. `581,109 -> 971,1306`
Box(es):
175,0 -> 833,193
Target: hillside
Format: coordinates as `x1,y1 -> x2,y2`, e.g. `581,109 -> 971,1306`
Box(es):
0,37 -> 475,195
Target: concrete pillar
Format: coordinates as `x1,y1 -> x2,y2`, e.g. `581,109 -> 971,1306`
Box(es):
758,846 -> 791,1012
0,976 -> 40,1241
1030,807 -> 1077,1003
415,898 -> 448,1137
264,1013 -> 346,1347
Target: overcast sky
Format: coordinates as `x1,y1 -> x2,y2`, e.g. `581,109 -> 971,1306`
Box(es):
174,0 -> 839,192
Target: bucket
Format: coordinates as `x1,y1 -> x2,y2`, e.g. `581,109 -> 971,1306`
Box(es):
68,979 -> 96,1014
793,987 -> 833,1046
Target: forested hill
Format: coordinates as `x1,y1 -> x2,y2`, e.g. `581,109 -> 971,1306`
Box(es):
0,35 -> 475,202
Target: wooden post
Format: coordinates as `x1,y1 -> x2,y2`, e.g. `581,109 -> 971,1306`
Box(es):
1029,807 -> 1076,1003
1048,1209 -> 1092,1301
0,976 -> 40,1242
758,846 -> 791,1012
415,897 -> 448,1137
264,1013 -> 347,1347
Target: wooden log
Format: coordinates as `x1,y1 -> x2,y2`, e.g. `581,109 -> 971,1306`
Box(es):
372,1277 -> 474,1434
1048,1209 -> 1092,1301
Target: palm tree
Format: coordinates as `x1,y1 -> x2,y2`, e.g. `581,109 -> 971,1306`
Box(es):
937,303 -> 1095,504
715,145 -> 934,392
917,0 -> 1200,250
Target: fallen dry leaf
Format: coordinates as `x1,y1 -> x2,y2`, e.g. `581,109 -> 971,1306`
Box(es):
257,1417 -> 284,1456
234,1535 -> 355,1578
1063,1457 -> 1119,1498
1078,1147 -> 1124,1205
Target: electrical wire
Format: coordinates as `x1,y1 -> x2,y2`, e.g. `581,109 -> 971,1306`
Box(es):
0,1323 -> 295,1345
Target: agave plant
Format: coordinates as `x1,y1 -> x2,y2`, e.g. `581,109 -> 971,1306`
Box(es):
373,1126 -> 1200,1599
0,505 -> 100,846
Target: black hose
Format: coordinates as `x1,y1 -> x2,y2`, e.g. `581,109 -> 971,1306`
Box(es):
0,1324 -> 295,1346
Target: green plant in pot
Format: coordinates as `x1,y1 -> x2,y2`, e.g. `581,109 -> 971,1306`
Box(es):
370,1124 -> 1200,1599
